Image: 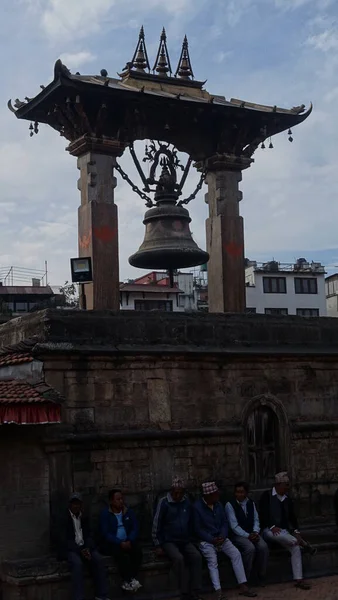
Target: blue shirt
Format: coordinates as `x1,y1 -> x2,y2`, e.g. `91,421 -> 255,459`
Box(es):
115,512 -> 127,541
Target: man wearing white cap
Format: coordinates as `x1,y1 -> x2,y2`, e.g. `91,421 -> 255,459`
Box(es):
152,477 -> 203,600
259,472 -> 313,590
194,482 -> 256,599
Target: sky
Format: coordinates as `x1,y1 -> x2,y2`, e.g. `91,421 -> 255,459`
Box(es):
1,0 -> 338,286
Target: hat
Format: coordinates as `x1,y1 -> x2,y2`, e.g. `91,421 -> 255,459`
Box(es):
172,476 -> 185,489
69,492 -> 83,503
202,481 -> 219,495
275,472 -> 289,484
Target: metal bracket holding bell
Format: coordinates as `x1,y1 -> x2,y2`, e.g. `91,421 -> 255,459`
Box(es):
117,141 -> 209,272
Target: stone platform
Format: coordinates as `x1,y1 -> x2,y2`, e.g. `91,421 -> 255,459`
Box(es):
1,526 -> 338,600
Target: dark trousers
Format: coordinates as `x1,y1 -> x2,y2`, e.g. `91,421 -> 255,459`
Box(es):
162,542 -> 202,596
105,542 -> 143,583
68,550 -> 108,600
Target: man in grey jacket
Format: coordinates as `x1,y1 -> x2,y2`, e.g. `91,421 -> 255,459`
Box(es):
152,477 -> 203,600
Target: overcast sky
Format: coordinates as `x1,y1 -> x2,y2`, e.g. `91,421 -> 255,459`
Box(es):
1,0 -> 337,285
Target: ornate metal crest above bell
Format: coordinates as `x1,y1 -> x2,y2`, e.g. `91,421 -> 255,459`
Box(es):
126,143 -> 209,271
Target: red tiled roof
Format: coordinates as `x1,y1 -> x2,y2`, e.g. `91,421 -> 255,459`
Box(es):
0,381 -> 62,424
0,381 -> 48,403
0,352 -> 33,367
0,380 -> 63,404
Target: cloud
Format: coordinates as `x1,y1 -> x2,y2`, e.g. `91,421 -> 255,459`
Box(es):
307,28 -> 338,51
59,51 -> 96,68
2,0 -> 338,287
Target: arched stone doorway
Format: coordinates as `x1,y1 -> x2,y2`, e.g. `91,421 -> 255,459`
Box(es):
242,395 -> 289,490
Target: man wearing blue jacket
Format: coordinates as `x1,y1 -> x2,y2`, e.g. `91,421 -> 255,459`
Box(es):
194,482 -> 256,599
152,477 -> 203,600
100,489 -> 142,592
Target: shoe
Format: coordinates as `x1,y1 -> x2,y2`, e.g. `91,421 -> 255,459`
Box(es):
295,581 -> 311,590
131,579 -> 142,591
215,590 -> 228,600
121,582 -> 133,592
239,589 -> 257,598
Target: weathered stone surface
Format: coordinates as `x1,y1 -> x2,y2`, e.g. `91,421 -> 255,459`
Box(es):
1,309 -> 338,568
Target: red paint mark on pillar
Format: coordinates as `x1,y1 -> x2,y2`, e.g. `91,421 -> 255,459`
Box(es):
79,232 -> 92,250
223,242 -> 243,258
94,226 -> 117,242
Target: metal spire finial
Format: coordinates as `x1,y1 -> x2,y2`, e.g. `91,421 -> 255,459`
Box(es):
130,25 -> 151,73
175,35 -> 194,80
152,27 -> 172,76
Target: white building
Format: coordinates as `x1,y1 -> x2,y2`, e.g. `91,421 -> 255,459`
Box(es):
120,271 -> 196,312
325,273 -> 338,317
245,259 -> 326,317
120,282 -> 183,312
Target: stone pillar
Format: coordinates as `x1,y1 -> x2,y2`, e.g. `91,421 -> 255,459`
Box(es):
202,154 -> 253,313
67,136 -> 125,310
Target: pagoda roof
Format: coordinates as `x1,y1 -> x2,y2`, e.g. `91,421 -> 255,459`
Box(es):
9,56 -> 312,161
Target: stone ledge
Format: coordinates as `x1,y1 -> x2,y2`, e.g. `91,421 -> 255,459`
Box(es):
2,309 -> 338,354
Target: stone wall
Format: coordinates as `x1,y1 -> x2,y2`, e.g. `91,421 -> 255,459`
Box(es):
1,310 -> 338,561
0,428 -> 50,560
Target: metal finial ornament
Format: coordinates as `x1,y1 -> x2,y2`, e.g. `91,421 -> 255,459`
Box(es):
153,27 -> 172,76
130,26 -> 151,72
100,69 -> 108,77
261,142 -> 265,149
288,128 -> 293,142
269,138 -> 274,149
175,35 -> 194,79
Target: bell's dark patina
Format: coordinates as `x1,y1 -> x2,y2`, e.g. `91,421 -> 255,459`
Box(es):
129,145 -> 209,270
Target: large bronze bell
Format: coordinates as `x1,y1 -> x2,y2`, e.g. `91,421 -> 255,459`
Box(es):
129,167 -> 209,270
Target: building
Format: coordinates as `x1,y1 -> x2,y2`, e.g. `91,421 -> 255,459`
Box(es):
0,284 -> 57,317
120,271 -> 196,312
0,310 -> 338,599
325,273 -> 338,317
245,259 -> 326,316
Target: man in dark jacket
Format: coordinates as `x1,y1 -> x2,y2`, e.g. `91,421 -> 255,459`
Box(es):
152,477 -> 203,600
225,482 -> 269,584
259,472 -> 312,591
100,489 -> 142,592
55,493 -> 109,600
194,482 -> 256,599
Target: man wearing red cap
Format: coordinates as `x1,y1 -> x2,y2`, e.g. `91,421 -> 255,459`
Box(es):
194,482 -> 256,599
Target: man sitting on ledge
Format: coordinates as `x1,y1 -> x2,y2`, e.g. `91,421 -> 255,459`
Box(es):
225,482 -> 269,586
100,489 -> 142,592
259,472 -> 314,591
152,476 -> 203,600
55,492 -> 110,600
194,481 -> 256,599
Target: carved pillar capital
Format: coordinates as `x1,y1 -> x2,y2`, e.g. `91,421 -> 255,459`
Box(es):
196,153 -> 254,173
67,135 -> 126,158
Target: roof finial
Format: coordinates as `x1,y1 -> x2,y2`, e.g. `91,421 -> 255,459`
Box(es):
153,27 -> 172,76
175,35 -> 194,80
130,26 -> 151,73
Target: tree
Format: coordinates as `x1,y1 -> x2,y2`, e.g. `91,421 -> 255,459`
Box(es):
58,281 -> 79,308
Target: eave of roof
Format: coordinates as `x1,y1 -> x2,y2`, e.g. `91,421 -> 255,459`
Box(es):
12,70 -> 312,129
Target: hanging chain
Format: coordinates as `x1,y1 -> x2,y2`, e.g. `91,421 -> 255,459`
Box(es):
116,156 -> 207,208
115,161 -> 155,208
177,170 -> 207,206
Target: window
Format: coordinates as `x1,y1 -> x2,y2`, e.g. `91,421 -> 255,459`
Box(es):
296,308 -> 319,317
294,278 -> 318,294
245,307 -> 256,314
247,406 -> 280,488
14,302 -> 29,312
265,308 -> 288,315
134,300 -> 173,312
263,277 -> 286,294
